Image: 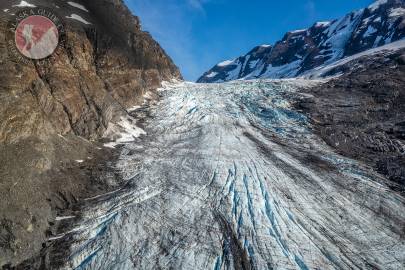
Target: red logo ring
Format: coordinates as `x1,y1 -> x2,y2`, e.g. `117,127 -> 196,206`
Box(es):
14,15 -> 59,60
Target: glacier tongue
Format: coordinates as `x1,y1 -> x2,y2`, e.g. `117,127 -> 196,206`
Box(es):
51,80 -> 405,269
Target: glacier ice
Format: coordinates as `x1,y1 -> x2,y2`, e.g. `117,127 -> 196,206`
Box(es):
48,80 -> 405,270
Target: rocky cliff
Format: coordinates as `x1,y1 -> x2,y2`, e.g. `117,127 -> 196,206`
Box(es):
198,0 -> 405,83
0,0 -> 181,267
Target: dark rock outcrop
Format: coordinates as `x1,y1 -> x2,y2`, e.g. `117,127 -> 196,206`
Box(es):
295,49 -> 405,191
0,0 -> 181,266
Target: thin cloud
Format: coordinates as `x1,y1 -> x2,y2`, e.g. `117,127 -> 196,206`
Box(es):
125,0 -> 204,80
187,0 -> 211,13
305,0 -> 317,22
188,0 -> 203,10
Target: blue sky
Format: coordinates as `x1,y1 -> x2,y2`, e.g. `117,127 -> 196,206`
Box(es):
125,0 -> 374,81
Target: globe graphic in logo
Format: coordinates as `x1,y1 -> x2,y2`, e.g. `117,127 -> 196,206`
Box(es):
14,15 -> 59,60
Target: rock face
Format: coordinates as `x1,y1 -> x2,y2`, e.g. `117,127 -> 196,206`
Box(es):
198,0 -> 405,83
295,48 -> 405,191
0,0 -> 180,266
0,0 -> 180,143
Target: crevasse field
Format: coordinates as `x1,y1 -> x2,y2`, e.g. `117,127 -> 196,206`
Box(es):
51,80 -> 405,270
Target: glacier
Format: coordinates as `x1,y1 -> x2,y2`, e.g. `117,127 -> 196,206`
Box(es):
48,80 -> 405,270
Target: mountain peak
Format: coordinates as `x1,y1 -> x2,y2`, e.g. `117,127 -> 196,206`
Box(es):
366,0 -> 404,11
198,0 -> 405,83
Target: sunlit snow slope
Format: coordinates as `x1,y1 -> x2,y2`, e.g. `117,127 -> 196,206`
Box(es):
50,80 -> 405,270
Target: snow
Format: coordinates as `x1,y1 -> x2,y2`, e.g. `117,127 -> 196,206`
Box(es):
201,0 -> 401,84
225,61 -> 242,81
249,59 -> 260,69
56,216 -> 76,221
67,1 -> 89,12
321,10 -> 364,65
294,53 -> 303,59
205,71 -> 218,78
240,55 -> 251,72
306,39 -> 405,78
52,80 -> 405,269
127,105 -> 141,112
75,160 -> 84,163
66,14 -> 91,25
13,0 -> 36,7
3,9 -> 9,12
314,21 -> 331,27
260,44 -> 271,48
260,60 -> 302,79
368,0 -> 387,12
362,16 -> 372,26
103,116 -> 146,148
290,29 -> 306,34
389,7 -> 405,18
373,35 -> 383,47
363,25 -> 378,37
217,60 -> 234,67
385,27 -> 395,43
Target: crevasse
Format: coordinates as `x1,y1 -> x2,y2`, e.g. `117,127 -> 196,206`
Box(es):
51,80 -> 405,270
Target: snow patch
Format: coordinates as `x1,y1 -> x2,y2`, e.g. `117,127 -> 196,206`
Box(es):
217,60 -> 235,67
13,1 -> 36,7
290,29 -> 306,34
314,55 -> 325,59
362,16 -> 372,26
206,71 -> 218,78
66,14 -> 91,24
322,11 -> 363,65
226,62 -> 242,81
103,116 -> 146,148
363,26 -> 378,37
67,2 -> 89,12
306,39 -> 405,78
56,216 -> 76,221
368,0 -> 387,12
373,35 -> 383,47
315,21 -> 331,27
389,7 -> 405,18
249,59 -> 260,69
75,160 -> 84,163
252,60 -> 302,79
127,105 -> 141,112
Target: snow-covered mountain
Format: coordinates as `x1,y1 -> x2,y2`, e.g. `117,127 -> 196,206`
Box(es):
198,0 -> 405,83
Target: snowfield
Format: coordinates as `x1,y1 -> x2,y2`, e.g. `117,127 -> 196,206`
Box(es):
67,1 -> 89,12
65,14 -> 91,25
50,80 -> 405,269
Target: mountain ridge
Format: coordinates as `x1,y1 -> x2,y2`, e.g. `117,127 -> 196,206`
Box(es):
198,0 -> 405,83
